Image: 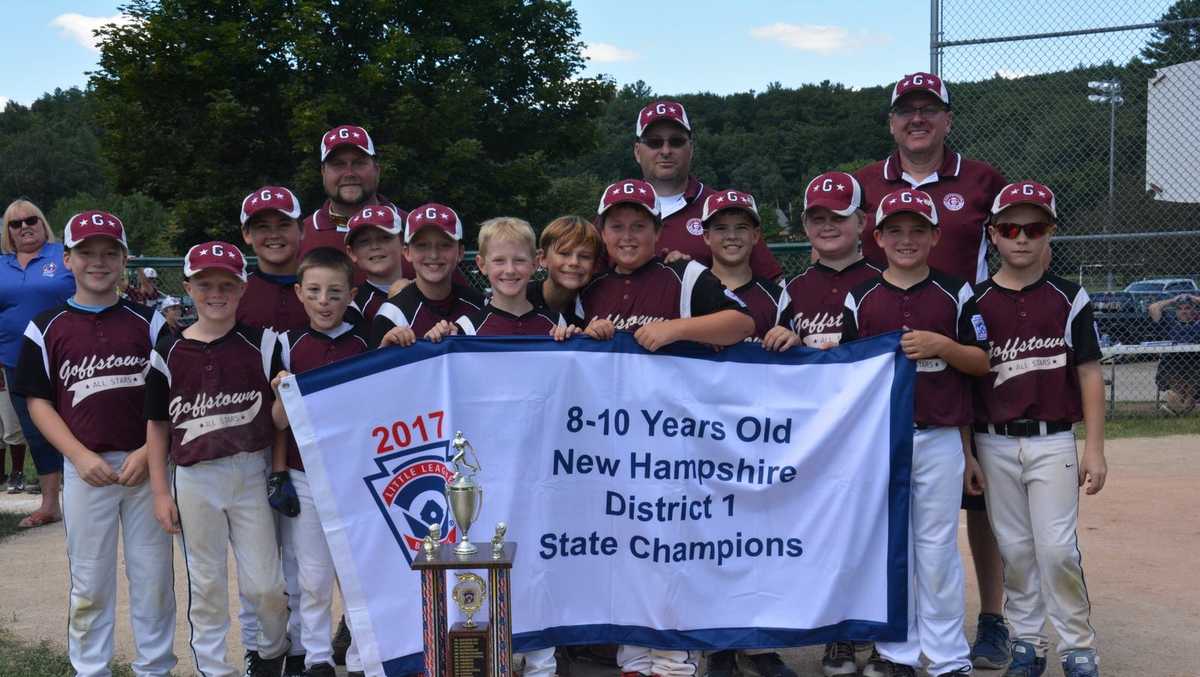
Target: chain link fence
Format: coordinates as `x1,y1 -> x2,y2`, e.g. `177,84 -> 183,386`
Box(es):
935,0 -> 1200,416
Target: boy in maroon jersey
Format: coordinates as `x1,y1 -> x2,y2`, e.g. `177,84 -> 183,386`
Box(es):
238,185 -> 309,333
579,179 -> 753,357
700,189 -> 784,346
344,204 -> 406,328
14,211 -> 176,677
373,203 -> 484,347
145,242 -> 291,677
530,215 -> 603,325
842,188 -> 989,677
971,182 -> 1105,677
266,247 -> 370,677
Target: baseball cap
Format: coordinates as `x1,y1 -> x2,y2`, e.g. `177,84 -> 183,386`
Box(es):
63,211 -> 128,250
405,203 -> 463,243
875,188 -> 939,228
635,100 -> 692,137
804,172 -> 863,216
891,72 -> 951,107
320,125 -> 375,162
142,267 -> 158,279
991,180 -> 1058,220
240,186 -> 302,227
597,179 -> 660,222
160,295 -> 182,309
701,190 -> 760,227
183,241 -> 248,281
346,204 -> 405,245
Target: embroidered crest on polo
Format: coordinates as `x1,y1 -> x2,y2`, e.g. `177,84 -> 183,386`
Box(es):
635,100 -> 692,137
320,124 -> 376,161
943,192 -> 966,211
598,179 -> 661,218
991,180 -> 1058,219
404,203 -> 464,243
64,210 -> 129,249
804,171 -> 862,216
240,186 -> 301,226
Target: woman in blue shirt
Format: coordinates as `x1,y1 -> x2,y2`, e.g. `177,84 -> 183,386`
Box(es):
1,199 -> 75,527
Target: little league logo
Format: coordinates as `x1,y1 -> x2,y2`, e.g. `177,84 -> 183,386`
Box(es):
41,261 -> 58,277
942,193 -> 966,211
686,218 -> 704,236
364,439 -> 459,564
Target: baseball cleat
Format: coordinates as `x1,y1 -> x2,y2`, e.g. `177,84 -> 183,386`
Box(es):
970,612 -> 1011,669
1004,641 -> 1046,677
822,641 -> 857,676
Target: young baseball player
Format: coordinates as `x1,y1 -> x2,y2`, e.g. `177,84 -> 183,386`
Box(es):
699,189 -> 784,345
372,203 -> 484,347
146,241 -> 291,677
842,188 -> 989,677
529,215 -> 603,325
344,204 -> 407,328
13,211 -> 176,677
972,181 -> 1105,677
265,247 -> 370,677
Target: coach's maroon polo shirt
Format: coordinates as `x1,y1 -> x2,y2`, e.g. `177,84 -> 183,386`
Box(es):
973,274 -> 1102,424
282,323 -> 369,471
454,304 -> 565,336
236,270 -> 309,333
732,278 -> 784,341
371,282 -> 485,346
14,300 -> 166,453
578,258 -> 746,332
779,259 -> 883,348
855,148 -> 1006,284
842,269 -> 985,426
145,324 -> 282,467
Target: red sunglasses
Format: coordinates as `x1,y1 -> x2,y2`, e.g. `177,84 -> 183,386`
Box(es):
992,221 -> 1053,239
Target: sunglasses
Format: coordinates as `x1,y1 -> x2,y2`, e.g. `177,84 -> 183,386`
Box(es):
639,135 -> 689,150
891,104 -> 948,119
7,216 -> 39,229
992,221 -> 1053,239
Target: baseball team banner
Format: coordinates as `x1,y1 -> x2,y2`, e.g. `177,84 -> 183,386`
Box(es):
280,332 -> 914,676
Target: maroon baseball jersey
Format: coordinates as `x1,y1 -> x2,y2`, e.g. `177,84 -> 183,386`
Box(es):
13,300 -> 167,453
454,304 -> 565,336
526,280 -> 585,327
973,274 -> 1102,424
236,270 -> 309,333
732,278 -> 784,341
344,281 -> 390,333
855,148 -> 1006,284
371,283 -> 485,346
577,258 -> 747,332
779,259 -> 883,348
281,323 -> 370,471
145,324 -> 283,466
653,176 -> 782,280
842,269 -> 986,426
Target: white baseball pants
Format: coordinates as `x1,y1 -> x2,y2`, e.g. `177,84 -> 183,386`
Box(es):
975,431 -> 1096,660
517,647 -> 556,677
174,451 -> 289,677
877,426 -> 971,674
63,451 -> 176,677
239,473 -> 302,658
0,382 -> 24,446
617,646 -> 697,676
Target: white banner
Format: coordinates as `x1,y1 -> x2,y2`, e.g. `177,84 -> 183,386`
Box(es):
281,332 -> 914,676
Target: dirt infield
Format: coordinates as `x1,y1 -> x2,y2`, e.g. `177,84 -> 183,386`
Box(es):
0,434 -> 1196,676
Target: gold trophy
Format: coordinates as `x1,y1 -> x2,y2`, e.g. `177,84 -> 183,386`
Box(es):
446,431 -> 483,555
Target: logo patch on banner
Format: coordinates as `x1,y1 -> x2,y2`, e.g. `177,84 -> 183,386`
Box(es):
686,218 -> 704,235
943,193 -> 965,211
364,439 -> 458,563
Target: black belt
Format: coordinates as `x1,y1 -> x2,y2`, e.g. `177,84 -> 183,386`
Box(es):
974,421 -> 1072,437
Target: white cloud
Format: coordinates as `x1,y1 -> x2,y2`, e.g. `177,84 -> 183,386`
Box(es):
0,97 -> 9,109
995,69 -> 1033,80
50,13 -> 134,52
583,42 -> 639,63
750,23 -> 875,55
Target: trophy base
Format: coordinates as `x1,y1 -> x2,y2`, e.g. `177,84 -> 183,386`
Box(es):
454,541 -> 479,555
449,621 -> 489,677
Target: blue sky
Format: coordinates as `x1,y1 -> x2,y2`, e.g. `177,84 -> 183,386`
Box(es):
0,1 -> 1176,107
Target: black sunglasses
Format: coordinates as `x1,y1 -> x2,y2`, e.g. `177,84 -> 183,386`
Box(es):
639,135 -> 689,150
7,216 -> 39,229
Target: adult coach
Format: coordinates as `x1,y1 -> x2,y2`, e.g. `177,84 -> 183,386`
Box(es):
855,72 -> 1011,671
633,101 -> 782,280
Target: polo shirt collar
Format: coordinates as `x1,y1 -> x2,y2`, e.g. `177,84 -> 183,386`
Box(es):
312,195 -> 394,232
882,146 -> 963,186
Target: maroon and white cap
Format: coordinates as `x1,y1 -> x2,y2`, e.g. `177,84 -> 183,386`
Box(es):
875,188 -> 939,228
346,204 -> 405,244
405,203 -> 463,243
891,72 -> 950,107
63,211 -> 128,249
701,190 -> 760,226
598,179 -> 660,220
184,241 -> 248,281
804,172 -> 863,216
635,100 -> 692,137
240,186 -> 302,226
320,125 -> 376,162
991,180 -> 1058,220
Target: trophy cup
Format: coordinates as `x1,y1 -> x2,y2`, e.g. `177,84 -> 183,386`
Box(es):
446,431 -> 483,555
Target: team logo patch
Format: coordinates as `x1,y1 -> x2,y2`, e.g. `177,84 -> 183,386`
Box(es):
364,439 -> 458,564
971,314 -> 988,341
943,193 -> 965,212
686,218 -> 704,236
41,262 -> 57,277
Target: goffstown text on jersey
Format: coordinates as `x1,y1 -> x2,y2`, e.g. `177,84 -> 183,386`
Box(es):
988,335 -> 1067,363
169,389 -> 262,422
58,354 -> 147,384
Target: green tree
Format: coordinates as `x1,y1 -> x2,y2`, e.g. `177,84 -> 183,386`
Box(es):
48,191 -> 176,256
1141,0 -> 1200,67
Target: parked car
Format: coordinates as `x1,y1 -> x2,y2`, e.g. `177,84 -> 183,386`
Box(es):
1092,278 -> 1198,344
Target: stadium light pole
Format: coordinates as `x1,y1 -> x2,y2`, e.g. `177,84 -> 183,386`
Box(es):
1088,79 -> 1123,290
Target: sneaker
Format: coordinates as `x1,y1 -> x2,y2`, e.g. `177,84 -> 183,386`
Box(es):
6,472 -> 22,493
251,651 -> 286,677
1005,641 -> 1046,677
822,642 -> 857,676
244,650 -> 260,677
935,669 -> 973,676
862,651 -> 915,677
304,664 -> 336,677
283,653 -> 306,676
748,652 -> 797,677
332,616 -> 351,665
705,650 -> 738,677
970,613 -> 1011,669
1061,650 -> 1099,677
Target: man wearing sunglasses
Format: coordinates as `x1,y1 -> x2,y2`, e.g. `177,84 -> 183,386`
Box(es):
632,101 -> 782,281
854,73 -> 1012,675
